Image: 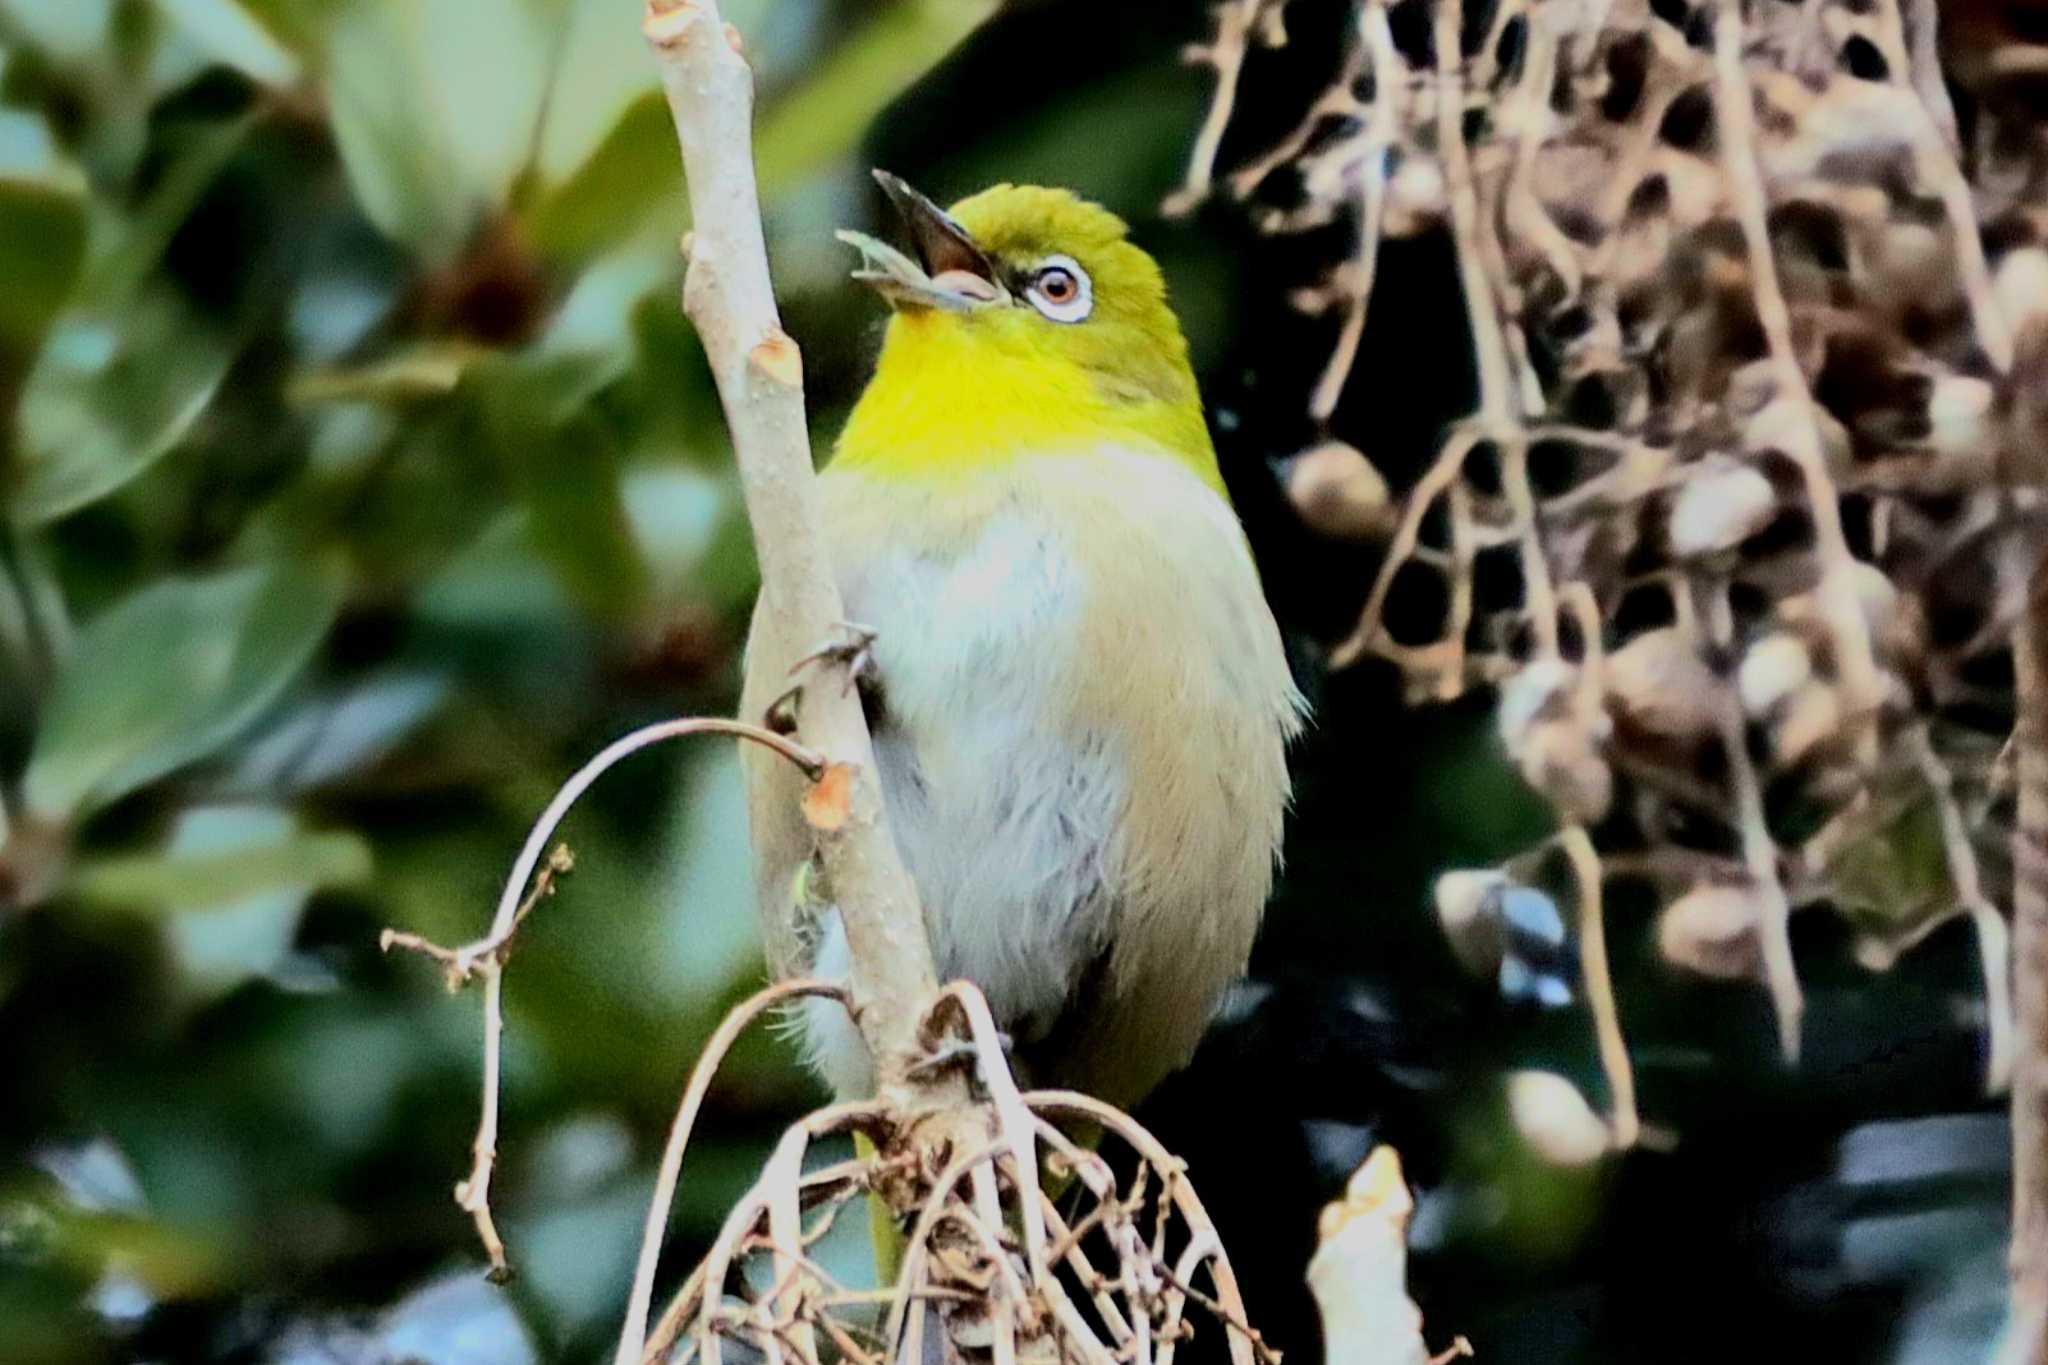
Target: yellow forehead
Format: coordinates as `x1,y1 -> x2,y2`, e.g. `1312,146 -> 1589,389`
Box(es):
944,184 -> 1162,292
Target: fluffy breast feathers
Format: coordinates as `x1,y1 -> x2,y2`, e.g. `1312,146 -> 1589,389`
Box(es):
739,445 -> 1302,1104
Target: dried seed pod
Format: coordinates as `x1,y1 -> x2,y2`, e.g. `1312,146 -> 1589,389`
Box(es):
1497,883 -> 1575,1008
1994,245 -> 2048,334
1863,218 -> 1951,311
1777,562 -> 1900,650
1384,154 -> 1447,237
1738,632 -> 1813,716
1607,627 -> 1721,737
1770,680 -> 1845,768
1667,461 -> 1778,558
1518,718 -> 1615,824
1506,1070 -> 1611,1167
1804,760 -> 1866,811
1658,883 -> 1765,981
1924,375 -> 1995,459
1497,658 -> 1577,751
1286,441 -> 1395,539
1846,561 -> 1901,636
1175,0 -> 2034,1101
1435,869 -> 1509,976
1743,394 -> 1852,467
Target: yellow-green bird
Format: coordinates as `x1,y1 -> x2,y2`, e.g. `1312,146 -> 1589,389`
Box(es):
740,172 -> 1303,1109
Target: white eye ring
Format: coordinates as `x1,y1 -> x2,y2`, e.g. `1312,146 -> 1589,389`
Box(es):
1024,254 -> 1092,323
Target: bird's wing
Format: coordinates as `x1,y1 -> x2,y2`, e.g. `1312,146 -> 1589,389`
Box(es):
1009,448 -> 1305,1106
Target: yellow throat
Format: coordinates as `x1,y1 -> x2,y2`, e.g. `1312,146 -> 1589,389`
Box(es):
831,181 -> 1224,497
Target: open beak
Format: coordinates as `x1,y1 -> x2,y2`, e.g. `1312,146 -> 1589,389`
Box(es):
836,169 -> 1009,313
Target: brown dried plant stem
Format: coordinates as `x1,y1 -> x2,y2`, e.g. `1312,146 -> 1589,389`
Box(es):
2011,546 -> 2048,1363
381,716 -> 822,1280
643,0 -> 939,1102
1025,1090 -> 1267,1365
624,1005 -> 1283,1365
379,846 -> 574,1281
1709,0 -> 1883,1064
1433,0 -> 1637,1147
1165,0 -> 1270,217
1308,0 -> 1399,422
1906,726 -> 2016,1093
615,977 -> 850,1365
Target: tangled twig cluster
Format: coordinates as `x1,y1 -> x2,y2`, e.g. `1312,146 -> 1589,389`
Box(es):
628,983 -> 1276,1365
390,795 -> 1284,1365
1172,0 -> 2048,1128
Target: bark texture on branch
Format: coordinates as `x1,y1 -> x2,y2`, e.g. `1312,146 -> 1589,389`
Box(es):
643,0 -> 937,1102
2010,543 -> 2048,1364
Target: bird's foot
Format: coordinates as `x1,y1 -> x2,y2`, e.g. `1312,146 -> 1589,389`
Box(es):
788,621 -> 879,698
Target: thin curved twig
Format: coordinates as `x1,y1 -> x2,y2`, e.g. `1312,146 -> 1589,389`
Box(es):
1559,826 -> 1640,1148
1165,0 -> 1272,216
930,982 -> 1050,1284
385,717 -> 820,1281
641,1102 -> 890,1365
1907,726 -> 2016,1095
615,979 -> 851,1365
1024,1092 -> 1270,1365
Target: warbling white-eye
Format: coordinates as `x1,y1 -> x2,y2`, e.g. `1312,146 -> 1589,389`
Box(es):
741,171 -> 1303,1109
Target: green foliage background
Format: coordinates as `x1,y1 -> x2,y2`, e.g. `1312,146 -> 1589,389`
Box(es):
0,1 -> 1215,1359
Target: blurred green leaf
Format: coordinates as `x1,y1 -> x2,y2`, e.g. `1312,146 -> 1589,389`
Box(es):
88,111 -> 257,304
29,1205 -> 231,1303
6,112 -> 254,526
1832,789 -> 1951,930
0,530 -> 72,776
232,0 -> 346,54
66,805 -> 367,998
0,0 -> 162,181
755,0 -> 997,194
68,824 -> 371,915
621,465 -> 729,603
228,670 -> 451,794
472,357 -> 651,619
506,1179 -> 650,1343
169,814 -> 347,1000
526,93 -> 680,264
289,341 -> 479,405
415,509 -> 578,634
325,0 -> 554,263
324,3 -> 467,263
10,285 -> 234,524
528,0 -> 662,189
153,0 -> 301,88
510,413 -> 650,621
0,111 -> 89,359
22,558 -> 346,820
649,746 -> 761,1000
0,108 -> 88,196
0,0 -> 116,62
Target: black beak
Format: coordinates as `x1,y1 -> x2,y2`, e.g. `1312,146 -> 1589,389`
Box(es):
870,170 -> 1000,286
835,170 -> 1009,313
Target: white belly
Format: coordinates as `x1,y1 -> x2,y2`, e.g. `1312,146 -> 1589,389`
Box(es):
784,447 -> 1300,1099
845,506 -> 1124,1037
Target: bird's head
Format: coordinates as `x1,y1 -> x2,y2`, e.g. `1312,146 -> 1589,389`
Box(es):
833,173 -> 1218,491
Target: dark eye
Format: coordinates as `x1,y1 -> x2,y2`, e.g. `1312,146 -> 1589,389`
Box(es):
1023,254 -> 1093,322
1035,267 -> 1078,303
